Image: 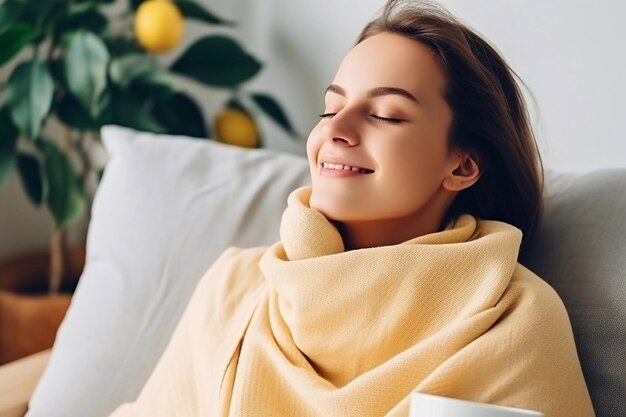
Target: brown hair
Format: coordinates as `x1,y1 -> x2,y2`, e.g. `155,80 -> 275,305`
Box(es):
358,0 -> 544,245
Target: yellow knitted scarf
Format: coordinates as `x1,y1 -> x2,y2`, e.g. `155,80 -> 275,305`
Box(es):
110,186 -> 594,417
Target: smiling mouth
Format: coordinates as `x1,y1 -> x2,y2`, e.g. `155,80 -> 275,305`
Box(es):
321,162 -> 374,174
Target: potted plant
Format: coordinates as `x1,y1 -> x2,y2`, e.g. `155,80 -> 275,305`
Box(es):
0,0 -> 297,364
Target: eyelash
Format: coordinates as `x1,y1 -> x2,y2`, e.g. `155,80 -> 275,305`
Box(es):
318,113 -> 404,124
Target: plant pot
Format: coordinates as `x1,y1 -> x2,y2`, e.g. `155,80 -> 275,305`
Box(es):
0,246 -> 85,365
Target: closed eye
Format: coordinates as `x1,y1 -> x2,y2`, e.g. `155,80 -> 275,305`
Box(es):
370,115 -> 404,124
318,113 -> 404,124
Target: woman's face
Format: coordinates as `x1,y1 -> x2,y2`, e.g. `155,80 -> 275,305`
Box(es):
307,32 -> 461,224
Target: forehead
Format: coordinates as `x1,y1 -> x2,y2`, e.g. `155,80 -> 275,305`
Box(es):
332,32 -> 447,100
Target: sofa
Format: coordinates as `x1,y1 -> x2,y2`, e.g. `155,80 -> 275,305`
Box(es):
0,126 -> 624,417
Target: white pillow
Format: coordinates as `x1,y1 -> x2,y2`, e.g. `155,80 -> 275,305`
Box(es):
27,126 -> 310,417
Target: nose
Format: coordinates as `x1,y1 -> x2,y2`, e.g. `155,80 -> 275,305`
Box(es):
322,109 -> 360,147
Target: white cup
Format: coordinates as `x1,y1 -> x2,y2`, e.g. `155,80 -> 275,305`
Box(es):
410,393 -> 544,417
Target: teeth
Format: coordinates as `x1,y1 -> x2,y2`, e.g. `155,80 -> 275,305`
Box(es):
323,162 -> 370,173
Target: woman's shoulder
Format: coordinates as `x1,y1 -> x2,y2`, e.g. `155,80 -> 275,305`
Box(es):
504,264 -> 572,328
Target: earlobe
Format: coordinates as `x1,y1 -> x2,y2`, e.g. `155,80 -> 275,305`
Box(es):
443,154 -> 480,192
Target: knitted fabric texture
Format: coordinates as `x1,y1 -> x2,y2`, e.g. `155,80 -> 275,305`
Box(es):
109,186 -> 594,417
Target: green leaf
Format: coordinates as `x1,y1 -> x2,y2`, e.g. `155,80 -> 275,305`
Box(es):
130,0 -> 145,10
106,87 -> 166,133
0,0 -> 24,32
48,58 -> 67,86
49,58 -> 110,127
20,0 -> 67,22
96,88 -> 113,124
64,30 -> 110,117
0,107 -> 19,188
0,106 -> 19,139
131,71 -> 178,101
250,93 -> 297,137
54,5 -> 107,41
0,137 -> 17,188
153,92 -> 208,138
37,140 -> 86,229
109,53 -> 157,88
5,59 -> 54,139
77,0 -> 116,4
49,58 -> 112,128
0,23 -> 38,67
54,92 -> 99,131
171,35 -> 262,88
174,0 -> 234,26
103,35 -> 143,57
17,153 -> 44,205
19,0 -> 67,41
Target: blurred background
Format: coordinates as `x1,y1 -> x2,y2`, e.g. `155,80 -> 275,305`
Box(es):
1,0 -> 625,261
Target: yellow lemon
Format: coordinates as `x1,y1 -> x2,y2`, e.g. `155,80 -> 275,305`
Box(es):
214,107 -> 261,148
134,0 -> 184,53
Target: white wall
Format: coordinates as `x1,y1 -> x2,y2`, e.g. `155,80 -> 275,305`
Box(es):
441,0 -> 626,173
1,0 -> 625,259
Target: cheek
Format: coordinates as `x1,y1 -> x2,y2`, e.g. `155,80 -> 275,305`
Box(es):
379,133 -> 451,184
306,125 -> 323,172
305,135 -> 316,161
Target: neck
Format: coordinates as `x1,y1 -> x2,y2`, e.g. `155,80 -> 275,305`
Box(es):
335,187 -> 456,250
333,190 -> 456,250
334,214 -> 445,251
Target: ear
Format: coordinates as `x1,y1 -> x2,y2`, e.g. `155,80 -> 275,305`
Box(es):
442,152 -> 480,192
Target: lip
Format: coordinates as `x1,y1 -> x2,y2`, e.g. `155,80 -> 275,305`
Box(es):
318,156 -> 375,174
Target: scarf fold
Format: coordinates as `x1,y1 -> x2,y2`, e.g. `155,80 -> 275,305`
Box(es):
257,187 -> 522,389
109,186 -> 595,417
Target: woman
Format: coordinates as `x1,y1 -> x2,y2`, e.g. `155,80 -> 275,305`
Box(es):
110,1 -> 594,416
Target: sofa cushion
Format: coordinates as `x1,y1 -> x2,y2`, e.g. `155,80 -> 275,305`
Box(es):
27,126 -> 311,417
521,169 -> 626,417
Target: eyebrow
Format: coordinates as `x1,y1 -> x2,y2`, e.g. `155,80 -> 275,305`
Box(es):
325,84 -> 420,104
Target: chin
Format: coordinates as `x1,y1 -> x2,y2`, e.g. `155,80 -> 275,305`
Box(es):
310,196 -> 373,223
310,192 -> 349,221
